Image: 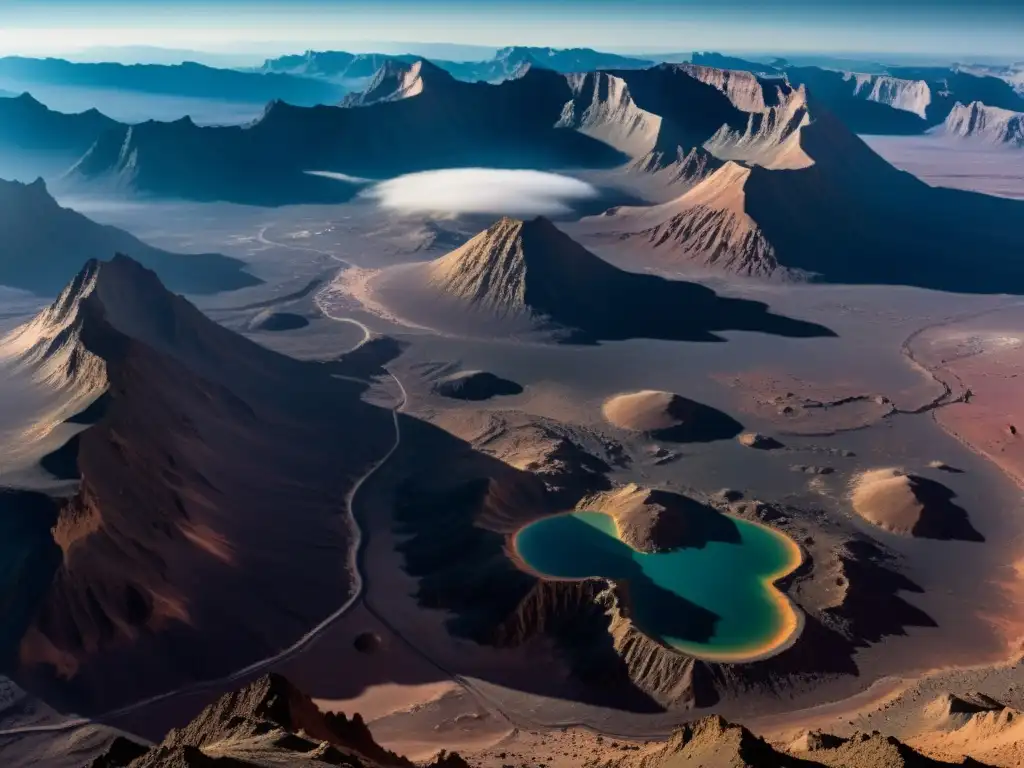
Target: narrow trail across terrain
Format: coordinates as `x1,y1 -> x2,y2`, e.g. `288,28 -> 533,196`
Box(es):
0,229 -> 404,739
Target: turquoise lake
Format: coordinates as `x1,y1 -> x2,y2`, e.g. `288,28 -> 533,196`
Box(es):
514,510 -> 800,660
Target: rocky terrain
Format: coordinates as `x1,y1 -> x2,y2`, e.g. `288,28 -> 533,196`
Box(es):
372,215 -> 832,342
392,390 -> 948,716
0,177 -> 258,294
340,59 -> 439,107
68,66 -> 626,204
941,101 -> 1024,147
0,255 -> 393,712
88,673 -> 469,767
585,75 -> 1024,292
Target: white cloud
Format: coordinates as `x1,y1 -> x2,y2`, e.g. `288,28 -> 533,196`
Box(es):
361,168 -> 599,217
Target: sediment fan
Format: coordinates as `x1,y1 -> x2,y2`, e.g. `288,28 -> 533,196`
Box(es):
386,214 -> 832,342
0,255 -> 392,713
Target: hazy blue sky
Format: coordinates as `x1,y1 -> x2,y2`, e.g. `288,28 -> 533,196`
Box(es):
0,0 -> 1021,58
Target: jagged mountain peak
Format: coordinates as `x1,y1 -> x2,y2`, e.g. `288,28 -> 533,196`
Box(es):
441,215 -> 587,265
341,58 -> 452,107
93,673 -> 470,768
942,99 -> 1024,146
0,255 -> 176,374
0,174 -> 53,200
426,216 -> 616,319
11,91 -> 43,105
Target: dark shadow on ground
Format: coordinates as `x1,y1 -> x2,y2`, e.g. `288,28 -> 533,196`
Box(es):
652,399 -> 745,443
909,477 -> 985,542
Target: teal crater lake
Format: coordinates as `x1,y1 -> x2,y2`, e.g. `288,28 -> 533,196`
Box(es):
514,510 -> 802,661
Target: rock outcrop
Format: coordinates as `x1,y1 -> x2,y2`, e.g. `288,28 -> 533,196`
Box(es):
556,72 -> 665,158
91,673 -> 469,768
941,101 -> 1024,147
340,59 -> 447,107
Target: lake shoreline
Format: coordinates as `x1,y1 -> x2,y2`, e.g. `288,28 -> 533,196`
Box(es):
508,508 -> 806,664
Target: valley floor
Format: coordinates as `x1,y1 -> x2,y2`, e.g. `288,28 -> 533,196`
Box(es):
4,141 -> 1024,766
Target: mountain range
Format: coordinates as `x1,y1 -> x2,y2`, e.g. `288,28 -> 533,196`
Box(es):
376,215 -> 833,342
583,73 -> 1024,292
24,54 -> 1022,291
0,56 -> 346,108
259,45 -> 655,86
0,92 -> 120,156
68,65 -> 626,204
0,177 -> 257,294
70,671 -> 1006,767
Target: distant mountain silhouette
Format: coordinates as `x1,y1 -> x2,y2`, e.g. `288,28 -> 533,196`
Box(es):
0,92 -> 121,155
0,56 -> 344,106
691,52 -> 781,75
784,64 -> 1024,132
70,68 -> 627,205
889,65 -> 1024,118
688,52 -> 1024,133
0,176 -> 258,294
259,50 -> 424,82
260,46 -> 655,85
779,67 -> 933,134
463,46 -> 654,82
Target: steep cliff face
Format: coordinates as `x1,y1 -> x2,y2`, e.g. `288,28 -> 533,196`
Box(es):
844,72 -> 933,118
705,85 -> 813,170
557,71 -> 664,158
340,60 -> 451,107
678,64 -> 780,112
596,162 -> 783,278
941,101 -> 1024,147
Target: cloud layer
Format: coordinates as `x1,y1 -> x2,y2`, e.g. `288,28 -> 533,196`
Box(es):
361,168 -> 600,217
